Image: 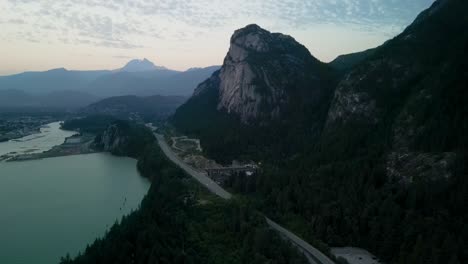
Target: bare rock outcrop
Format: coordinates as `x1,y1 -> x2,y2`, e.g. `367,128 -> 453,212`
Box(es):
195,24 -> 335,123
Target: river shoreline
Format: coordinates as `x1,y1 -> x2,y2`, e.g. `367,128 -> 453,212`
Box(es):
6,133 -> 99,162
0,152 -> 150,264
0,116 -> 59,142
0,121 -> 93,162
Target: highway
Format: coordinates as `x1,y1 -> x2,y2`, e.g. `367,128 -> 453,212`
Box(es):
265,217 -> 335,264
154,132 -> 335,264
155,133 -> 232,199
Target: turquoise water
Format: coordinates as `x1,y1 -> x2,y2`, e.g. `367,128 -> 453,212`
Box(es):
0,153 -> 150,264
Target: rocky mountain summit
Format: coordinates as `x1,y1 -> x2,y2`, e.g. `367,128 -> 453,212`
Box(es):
191,24 -> 336,123
120,58 -> 166,72
174,0 -> 468,181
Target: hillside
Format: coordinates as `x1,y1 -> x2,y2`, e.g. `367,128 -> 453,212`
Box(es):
171,0 -> 468,263
88,65 -> 219,97
59,119 -> 309,264
328,48 -> 376,71
0,68 -> 109,94
173,24 -> 337,160
177,24 -> 336,124
0,89 -> 98,110
83,95 -> 186,121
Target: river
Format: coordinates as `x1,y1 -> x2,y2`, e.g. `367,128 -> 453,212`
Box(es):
0,122 -> 150,264
0,121 -> 77,160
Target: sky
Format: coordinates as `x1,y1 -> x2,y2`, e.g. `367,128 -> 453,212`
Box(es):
0,0 -> 435,75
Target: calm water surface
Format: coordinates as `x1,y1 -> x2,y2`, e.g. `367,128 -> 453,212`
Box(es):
0,124 -> 150,264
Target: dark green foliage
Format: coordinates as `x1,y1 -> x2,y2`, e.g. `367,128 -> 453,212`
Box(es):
95,120 -> 155,159
328,48 -> 376,72
63,116 -> 155,159
252,155 -> 467,263
172,24 -> 338,163
171,1 -> 468,263
60,142 -> 307,264
172,72 -> 335,164
84,95 -> 187,121
61,115 -> 116,134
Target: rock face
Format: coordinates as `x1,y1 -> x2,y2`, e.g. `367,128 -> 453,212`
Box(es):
174,0 -> 468,183
195,24 -> 335,123
94,120 -> 155,158
326,0 -> 467,128
95,123 -> 128,153
324,0 -> 468,182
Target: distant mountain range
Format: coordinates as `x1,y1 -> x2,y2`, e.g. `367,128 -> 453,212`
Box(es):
0,59 -> 220,98
0,59 -> 219,110
88,65 -> 220,97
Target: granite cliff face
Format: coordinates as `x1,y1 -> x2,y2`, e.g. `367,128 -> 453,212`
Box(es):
174,0 -> 467,183
95,123 -> 129,154
169,2 -> 468,263
192,24 -> 335,123
94,121 -> 154,157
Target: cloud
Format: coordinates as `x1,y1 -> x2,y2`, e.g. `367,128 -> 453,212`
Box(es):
7,18 -> 26,24
113,55 -> 132,59
0,0 -> 435,49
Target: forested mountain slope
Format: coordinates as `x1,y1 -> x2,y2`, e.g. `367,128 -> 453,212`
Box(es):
173,24 -> 338,161
83,95 -> 186,120
328,48 -> 376,72
59,120 -> 308,264
172,0 -> 468,263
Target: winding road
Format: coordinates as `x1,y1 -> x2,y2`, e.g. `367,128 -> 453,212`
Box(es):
154,132 -> 335,264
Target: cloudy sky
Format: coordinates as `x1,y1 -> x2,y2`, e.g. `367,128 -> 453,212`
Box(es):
0,0 -> 435,75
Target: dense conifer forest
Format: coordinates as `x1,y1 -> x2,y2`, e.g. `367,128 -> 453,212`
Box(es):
59,121 -> 308,264
172,1 -> 468,263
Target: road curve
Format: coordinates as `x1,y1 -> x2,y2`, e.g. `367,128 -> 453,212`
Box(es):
155,134 -> 232,199
154,132 -> 334,264
265,217 -> 335,264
